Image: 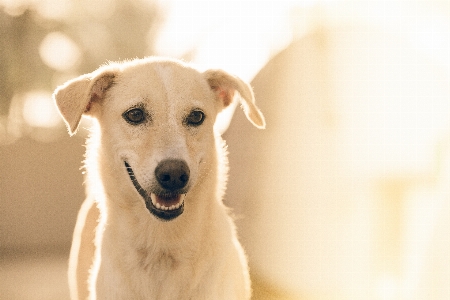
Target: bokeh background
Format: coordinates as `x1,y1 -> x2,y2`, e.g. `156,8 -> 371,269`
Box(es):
1,1 -> 449,299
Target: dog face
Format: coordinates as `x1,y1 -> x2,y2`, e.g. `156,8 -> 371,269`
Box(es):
98,62 -> 220,220
53,58 -> 265,221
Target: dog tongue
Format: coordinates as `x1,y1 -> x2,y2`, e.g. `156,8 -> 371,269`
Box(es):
150,193 -> 184,209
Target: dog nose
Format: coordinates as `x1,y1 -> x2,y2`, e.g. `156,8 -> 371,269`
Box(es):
155,159 -> 190,191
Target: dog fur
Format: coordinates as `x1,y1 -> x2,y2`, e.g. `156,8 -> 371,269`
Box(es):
53,57 -> 265,300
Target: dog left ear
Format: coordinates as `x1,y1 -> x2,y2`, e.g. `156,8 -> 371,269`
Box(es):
203,69 -> 266,129
53,69 -> 116,136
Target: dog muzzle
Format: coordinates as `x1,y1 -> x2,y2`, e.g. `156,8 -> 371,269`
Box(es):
124,161 -> 186,221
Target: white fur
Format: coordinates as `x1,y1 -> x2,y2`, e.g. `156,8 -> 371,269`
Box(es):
53,57 -> 265,300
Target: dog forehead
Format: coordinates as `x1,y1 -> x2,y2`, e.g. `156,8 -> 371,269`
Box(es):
116,60 -> 212,105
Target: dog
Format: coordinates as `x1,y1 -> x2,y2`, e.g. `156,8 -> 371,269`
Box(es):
53,57 -> 265,300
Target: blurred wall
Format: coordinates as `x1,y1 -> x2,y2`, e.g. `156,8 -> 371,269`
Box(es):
225,25 -> 450,299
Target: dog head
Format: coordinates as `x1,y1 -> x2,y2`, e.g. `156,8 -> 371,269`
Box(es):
53,57 -> 264,221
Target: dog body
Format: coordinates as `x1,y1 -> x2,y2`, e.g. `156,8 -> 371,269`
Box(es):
53,58 -> 265,299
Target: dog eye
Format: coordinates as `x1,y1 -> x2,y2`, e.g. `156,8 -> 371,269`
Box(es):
185,110 -> 205,126
123,108 -> 146,125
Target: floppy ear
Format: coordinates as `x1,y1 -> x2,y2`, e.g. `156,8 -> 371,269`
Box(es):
203,69 -> 265,129
53,70 -> 116,135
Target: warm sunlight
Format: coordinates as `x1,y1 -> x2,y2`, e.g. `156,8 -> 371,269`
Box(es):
154,0 -> 293,80
22,91 -> 61,128
39,32 -> 81,71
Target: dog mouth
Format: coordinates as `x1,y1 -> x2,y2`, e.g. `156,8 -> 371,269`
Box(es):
124,161 -> 185,221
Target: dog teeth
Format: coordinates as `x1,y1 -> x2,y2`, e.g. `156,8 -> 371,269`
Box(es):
151,194 -> 157,205
150,193 -> 184,211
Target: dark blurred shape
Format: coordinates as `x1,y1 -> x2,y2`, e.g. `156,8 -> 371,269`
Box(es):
0,0 -> 162,132
0,10 -> 52,115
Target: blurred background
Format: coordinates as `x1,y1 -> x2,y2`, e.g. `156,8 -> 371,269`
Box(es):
0,0 -> 449,299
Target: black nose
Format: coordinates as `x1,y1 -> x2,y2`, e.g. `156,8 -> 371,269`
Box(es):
155,159 -> 190,191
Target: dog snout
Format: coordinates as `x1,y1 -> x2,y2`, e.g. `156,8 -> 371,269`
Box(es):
155,159 -> 190,191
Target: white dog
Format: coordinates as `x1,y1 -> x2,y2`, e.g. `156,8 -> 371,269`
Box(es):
53,57 -> 265,300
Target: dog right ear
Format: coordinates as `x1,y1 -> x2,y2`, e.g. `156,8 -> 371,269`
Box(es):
53,70 -> 116,135
203,69 -> 265,130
